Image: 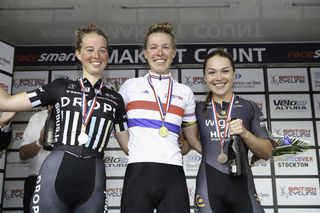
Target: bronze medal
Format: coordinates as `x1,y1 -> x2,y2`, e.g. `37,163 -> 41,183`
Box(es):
217,152 -> 228,164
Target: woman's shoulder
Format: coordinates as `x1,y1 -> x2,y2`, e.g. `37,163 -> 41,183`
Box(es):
174,80 -> 194,93
196,100 -> 207,105
123,76 -> 145,87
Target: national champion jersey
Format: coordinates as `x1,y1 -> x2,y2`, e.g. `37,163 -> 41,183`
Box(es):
119,72 -> 196,166
196,96 -> 270,174
27,78 -> 128,153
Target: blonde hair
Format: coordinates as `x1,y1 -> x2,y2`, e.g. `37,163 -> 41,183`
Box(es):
143,22 -> 176,49
75,23 -> 109,51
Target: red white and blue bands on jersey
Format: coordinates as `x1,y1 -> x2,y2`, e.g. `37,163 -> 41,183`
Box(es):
119,72 -> 196,165
123,73 -> 195,135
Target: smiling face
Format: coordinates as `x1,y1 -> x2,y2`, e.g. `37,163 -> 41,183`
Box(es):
204,55 -> 235,102
76,33 -> 109,80
144,32 -> 176,75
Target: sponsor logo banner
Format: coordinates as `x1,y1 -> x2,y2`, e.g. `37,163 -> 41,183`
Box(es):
268,68 -> 309,92
276,178 -> 320,205
233,68 -> 265,92
183,150 -> 202,176
14,43 -> 320,66
0,73 -> 12,94
106,179 -> 123,207
274,150 -> 318,176
0,40 -> 14,74
311,68 -> 320,91
269,94 -> 312,119
5,152 -> 29,178
181,69 -> 207,93
251,158 -> 271,176
2,180 -> 24,208
271,121 -> 315,145
238,94 -> 267,118
102,69 -> 135,91
9,124 -> 27,149
13,71 -> 48,94
312,94 -> 320,118
104,151 -> 128,177
254,178 -> 274,206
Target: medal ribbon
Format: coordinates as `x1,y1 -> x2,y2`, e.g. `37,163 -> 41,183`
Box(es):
211,94 -> 235,150
79,78 -> 104,127
147,74 -> 173,126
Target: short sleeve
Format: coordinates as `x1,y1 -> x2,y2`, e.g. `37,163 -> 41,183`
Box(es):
250,101 -> 270,140
182,86 -> 196,123
113,93 -> 128,133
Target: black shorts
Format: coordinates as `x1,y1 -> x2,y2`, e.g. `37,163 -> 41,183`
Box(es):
30,145 -> 107,213
121,162 -> 190,213
194,162 -> 264,213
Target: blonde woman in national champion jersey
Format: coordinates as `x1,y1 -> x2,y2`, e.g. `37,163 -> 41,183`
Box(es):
119,22 -> 200,213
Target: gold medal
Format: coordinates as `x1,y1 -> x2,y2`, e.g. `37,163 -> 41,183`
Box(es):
221,110 -> 226,116
159,126 -> 169,137
217,152 -> 228,164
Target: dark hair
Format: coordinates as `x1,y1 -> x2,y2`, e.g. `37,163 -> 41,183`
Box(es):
202,48 -> 235,113
75,23 -> 109,52
143,22 -> 176,49
202,48 -> 235,75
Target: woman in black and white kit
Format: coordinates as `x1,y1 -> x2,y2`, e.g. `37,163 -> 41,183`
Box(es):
0,23 -> 129,213
186,49 -> 273,213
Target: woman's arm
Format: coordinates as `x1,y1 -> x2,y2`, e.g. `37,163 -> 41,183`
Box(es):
0,88 -> 33,112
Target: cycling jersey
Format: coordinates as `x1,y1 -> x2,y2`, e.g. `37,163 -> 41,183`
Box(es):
27,78 -> 127,213
194,96 -> 269,213
27,78 -> 127,153
119,72 -> 196,166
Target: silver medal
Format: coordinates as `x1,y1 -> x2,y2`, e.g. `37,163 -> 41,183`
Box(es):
78,132 -> 89,145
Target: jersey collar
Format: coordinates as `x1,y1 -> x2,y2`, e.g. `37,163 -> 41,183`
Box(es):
148,71 -> 171,80
78,77 -> 103,89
